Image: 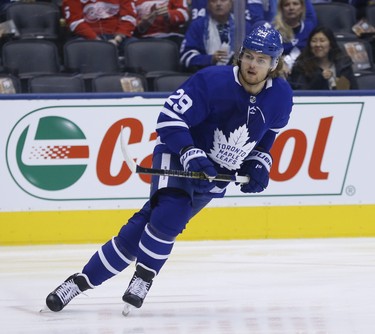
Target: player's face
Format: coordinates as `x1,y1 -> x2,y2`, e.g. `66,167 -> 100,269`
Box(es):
239,50 -> 272,86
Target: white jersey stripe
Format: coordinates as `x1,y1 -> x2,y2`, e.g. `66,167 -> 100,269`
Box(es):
156,121 -> 189,129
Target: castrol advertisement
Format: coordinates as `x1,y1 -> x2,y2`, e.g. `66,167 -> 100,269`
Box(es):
1,94 -> 373,212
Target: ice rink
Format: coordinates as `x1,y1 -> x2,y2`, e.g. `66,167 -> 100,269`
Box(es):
1,238 -> 375,334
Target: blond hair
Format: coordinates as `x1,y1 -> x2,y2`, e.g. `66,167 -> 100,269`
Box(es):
273,0 -> 306,43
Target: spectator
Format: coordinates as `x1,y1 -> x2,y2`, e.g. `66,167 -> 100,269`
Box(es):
62,0 -> 137,51
134,0 -> 189,47
188,0 -> 207,20
289,26 -> 358,90
189,0 -> 268,27
180,0 -> 252,72
273,0 -> 317,76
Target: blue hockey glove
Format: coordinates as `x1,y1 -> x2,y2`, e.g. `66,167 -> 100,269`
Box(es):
239,149 -> 272,193
180,146 -> 217,193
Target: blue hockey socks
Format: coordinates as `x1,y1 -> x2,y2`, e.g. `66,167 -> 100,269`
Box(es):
82,237 -> 135,286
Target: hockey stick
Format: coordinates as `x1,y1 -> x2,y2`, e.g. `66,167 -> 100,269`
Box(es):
120,127 -> 249,184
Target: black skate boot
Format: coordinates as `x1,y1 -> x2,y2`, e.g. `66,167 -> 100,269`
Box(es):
46,273 -> 92,312
122,264 -> 156,314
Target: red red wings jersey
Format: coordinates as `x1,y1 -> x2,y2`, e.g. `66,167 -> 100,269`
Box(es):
63,0 -> 137,39
134,0 -> 189,37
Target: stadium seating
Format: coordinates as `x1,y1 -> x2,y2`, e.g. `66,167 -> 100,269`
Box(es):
2,39 -> 61,91
5,2 -> 61,40
356,73 -> 375,89
91,73 -> 148,92
152,73 -> 191,92
2,39 -> 61,78
63,39 -> 120,77
28,74 -> 85,93
313,3 -> 357,38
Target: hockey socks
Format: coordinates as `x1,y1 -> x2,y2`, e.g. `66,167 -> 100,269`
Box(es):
137,223 -> 175,274
82,237 -> 135,286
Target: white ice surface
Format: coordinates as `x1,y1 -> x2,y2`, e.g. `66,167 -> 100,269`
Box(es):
1,238 -> 375,334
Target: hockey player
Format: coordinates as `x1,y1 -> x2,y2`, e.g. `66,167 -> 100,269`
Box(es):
45,23 -> 293,315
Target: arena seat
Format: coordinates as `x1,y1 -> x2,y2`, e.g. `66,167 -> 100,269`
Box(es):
5,2 -> 60,40
313,3 -> 357,38
152,73 -> 191,92
28,74 -> 85,93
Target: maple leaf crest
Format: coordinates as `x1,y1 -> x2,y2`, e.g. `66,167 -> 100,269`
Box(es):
208,125 -> 256,170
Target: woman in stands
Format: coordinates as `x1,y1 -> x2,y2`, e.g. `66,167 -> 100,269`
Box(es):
273,0 -> 317,77
288,26 -> 358,90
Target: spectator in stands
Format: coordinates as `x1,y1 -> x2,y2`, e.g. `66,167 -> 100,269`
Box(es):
134,0 -> 189,47
188,0 -> 272,27
288,26 -> 358,90
180,0 -> 252,72
273,0 -> 317,77
62,0 -> 137,51
188,0 -> 207,20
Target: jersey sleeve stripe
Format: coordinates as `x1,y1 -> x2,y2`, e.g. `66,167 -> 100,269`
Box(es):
156,121 -> 189,130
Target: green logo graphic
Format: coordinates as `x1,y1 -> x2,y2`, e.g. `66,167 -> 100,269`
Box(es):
17,116 -> 89,191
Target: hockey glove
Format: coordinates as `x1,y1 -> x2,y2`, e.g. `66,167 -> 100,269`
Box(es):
239,149 -> 272,193
180,146 -> 217,193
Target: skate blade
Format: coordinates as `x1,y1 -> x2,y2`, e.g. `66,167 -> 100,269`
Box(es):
122,303 -> 134,317
39,305 -> 50,313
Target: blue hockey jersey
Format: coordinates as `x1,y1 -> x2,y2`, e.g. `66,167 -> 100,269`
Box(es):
155,65 -> 293,174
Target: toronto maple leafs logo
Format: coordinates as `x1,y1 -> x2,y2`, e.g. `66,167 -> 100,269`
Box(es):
208,125 -> 256,170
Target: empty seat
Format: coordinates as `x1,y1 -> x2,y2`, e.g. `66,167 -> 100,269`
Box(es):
63,39 -> 120,77
2,39 -> 60,78
6,2 -> 60,40
313,3 -> 357,37
91,73 -> 147,92
28,74 -> 85,93
152,73 -> 191,92
356,73 -> 375,89
123,39 -> 180,76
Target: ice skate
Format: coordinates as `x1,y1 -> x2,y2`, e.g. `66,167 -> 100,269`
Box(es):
122,264 -> 155,316
45,273 -> 92,312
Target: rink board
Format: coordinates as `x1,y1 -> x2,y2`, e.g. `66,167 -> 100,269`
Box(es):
1,92 -> 375,244
1,205 -> 375,245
